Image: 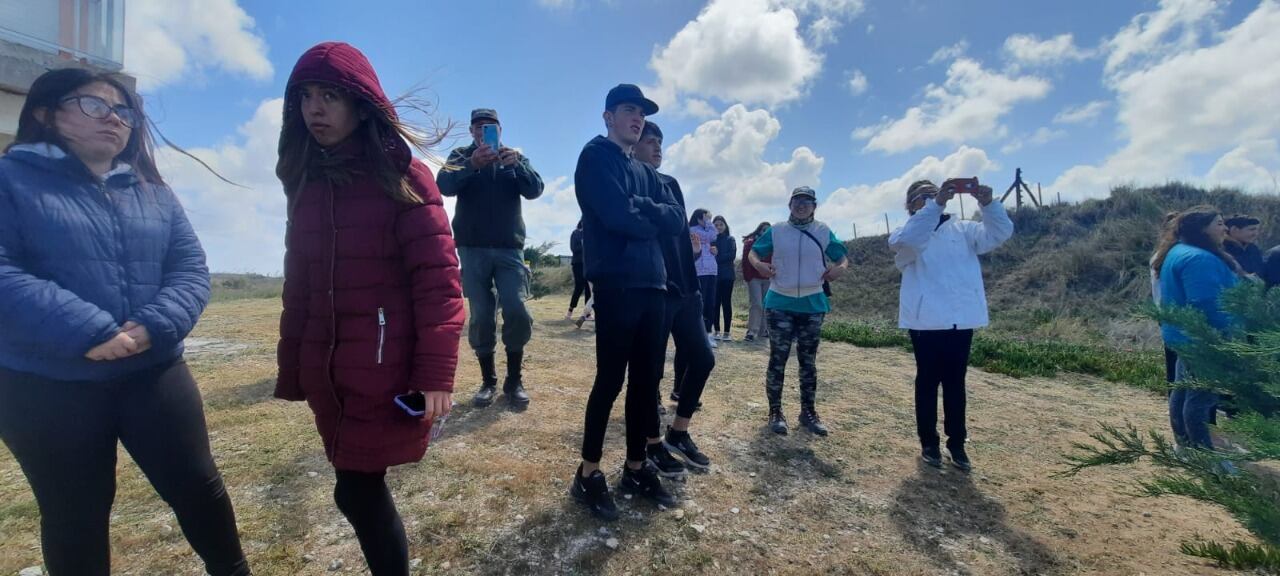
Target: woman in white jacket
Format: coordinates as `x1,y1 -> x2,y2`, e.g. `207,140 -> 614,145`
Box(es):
888,179 -> 1013,471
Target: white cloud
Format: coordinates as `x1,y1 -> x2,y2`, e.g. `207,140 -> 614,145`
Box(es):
1053,100 -> 1110,125
663,104 -> 824,232
847,69 -> 869,95
157,99 -> 286,274
928,40 -> 969,65
518,176 -> 585,251
1001,127 -> 1065,155
1003,33 -> 1091,67
854,58 -> 1051,154
646,0 -> 863,111
824,146 -> 999,235
1206,140 -> 1280,192
1051,0 -> 1280,200
1104,0 -> 1221,75
124,0 -> 272,90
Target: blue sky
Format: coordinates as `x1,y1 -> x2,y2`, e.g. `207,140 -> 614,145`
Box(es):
126,0 -> 1280,273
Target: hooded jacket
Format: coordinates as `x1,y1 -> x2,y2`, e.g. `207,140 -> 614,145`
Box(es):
274,42 -> 465,472
0,144 -> 209,381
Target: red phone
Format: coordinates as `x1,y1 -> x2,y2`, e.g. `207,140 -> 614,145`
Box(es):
946,177 -> 979,193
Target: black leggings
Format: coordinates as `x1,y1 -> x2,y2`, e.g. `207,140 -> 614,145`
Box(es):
663,292 -> 716,419
1164,346 -> 1178,384
0,361 -> 249,576
581,287 -> 666,463
698,276 -> 718,332
334,470 -> 409,576
570,263 -> 591,309
909,329 -> 974,450
713,277 -> 735,333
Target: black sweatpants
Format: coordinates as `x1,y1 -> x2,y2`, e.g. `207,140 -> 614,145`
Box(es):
1164,345 -> 1178,384
909,329 -> 974,450
581,287 -> 667,463
698,275 -> 718,332
334,470 -> 408,576
0,361 -> 249,576
713,277 -> 735,334
570,263 -> 592,310
659,292 -> 716,420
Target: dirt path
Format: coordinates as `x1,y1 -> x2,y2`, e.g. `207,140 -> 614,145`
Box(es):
0,296 -> 1255,575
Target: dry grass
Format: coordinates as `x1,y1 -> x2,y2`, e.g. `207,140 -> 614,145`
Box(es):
0,296 -> 1260,575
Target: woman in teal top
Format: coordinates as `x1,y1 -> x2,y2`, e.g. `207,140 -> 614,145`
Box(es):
1151,206 -> 1243,450
748,186 -> 848,436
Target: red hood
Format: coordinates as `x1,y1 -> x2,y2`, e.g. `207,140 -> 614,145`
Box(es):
284,42 -> 410,172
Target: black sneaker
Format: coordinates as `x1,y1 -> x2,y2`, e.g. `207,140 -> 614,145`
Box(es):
669,391 -> 681,403
619,460 -> 679,508
768,406 -> 788,435
798,407 -> 829,437
646,442 -> 688,478
744,334 -> 756,342
663,428 -> 711,471
921,445 -> 943,468
570,465 -> 619,521
948,445 -> 972,472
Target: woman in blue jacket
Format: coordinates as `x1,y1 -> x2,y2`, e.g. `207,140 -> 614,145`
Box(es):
0,69 -> 248,575
1152,206 -> 1243,451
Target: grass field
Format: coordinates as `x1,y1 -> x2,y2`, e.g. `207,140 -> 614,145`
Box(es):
0,295 -> 1259,575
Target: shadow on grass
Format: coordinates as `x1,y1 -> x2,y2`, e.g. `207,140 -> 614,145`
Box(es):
203,378 -> 275,411
890,461 -> 1061,575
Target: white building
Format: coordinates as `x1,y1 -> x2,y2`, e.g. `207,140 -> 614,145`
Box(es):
0,0 -> 129,149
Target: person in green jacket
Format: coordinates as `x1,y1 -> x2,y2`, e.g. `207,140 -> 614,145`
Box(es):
438,108 -> 544,409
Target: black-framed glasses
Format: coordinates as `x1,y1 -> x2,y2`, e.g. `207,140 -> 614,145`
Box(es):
61,95 -> 138,128
792,198 -> 817,207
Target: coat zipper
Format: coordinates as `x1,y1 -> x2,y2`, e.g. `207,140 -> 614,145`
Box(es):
324,177 -> 344,463
376,307 -> 386,365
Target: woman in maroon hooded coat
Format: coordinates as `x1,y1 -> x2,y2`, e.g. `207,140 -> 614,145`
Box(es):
274,42 -> 464,575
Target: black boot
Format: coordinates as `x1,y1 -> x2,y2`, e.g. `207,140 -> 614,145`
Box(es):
472,354 -> 498,407
768,406 -> 788,435
798,406 -> 829,437
504,349 -> 530,408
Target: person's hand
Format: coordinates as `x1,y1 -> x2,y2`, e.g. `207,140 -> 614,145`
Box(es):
424,391 -> 452,421
691,233 -> 701,252
121,321 -> 152,354
973,185 -> 994,206
936,180 -> 959,207
469,145 -> 499,170
823,265 -> 847,282
85,332 -> 139,361
753,260 -> 776,278
498,147 -> 520,168
710,245 -> 719,256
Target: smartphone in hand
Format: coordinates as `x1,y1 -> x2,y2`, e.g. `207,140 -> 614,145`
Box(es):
394,391 -> 426,417
482,124 -> 500,151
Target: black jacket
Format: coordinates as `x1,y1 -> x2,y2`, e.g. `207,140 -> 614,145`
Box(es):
657,173 -> 699,298
1225,240 -> 1264,275
438,143 -> 544,249
714,233 -> 737,281
573,136 -> 684,290
570,228 -> 584,265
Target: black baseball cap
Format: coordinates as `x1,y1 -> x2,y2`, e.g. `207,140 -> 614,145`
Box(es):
470,108 -> 499,125
605,84 -> 658,115
642,121 -> 663,141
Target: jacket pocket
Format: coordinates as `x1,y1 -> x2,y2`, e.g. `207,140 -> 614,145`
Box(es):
376,307 -> 386,365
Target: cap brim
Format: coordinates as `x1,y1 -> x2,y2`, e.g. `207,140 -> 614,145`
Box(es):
624,98 -> 659,116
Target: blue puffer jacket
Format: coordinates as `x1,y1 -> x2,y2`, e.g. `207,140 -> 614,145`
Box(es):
0,144 -> 210,382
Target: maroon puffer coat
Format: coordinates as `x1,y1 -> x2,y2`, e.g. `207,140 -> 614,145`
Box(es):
275,42 -> 465,472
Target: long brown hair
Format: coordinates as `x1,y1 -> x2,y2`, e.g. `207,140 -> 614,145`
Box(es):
745,221 -> 771,240
276,84 -> 449,206
1151,205 -> 1243,278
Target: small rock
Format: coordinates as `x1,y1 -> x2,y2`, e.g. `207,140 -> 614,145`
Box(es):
747,402 -> 761,409
674,509 -> 686,520
979,536 -> 991,545
160,524 -> 173,535
730,507 -> 740,514
606,537 -> 619,549
328,559 -> 344,572
749,472 -> 757,478
410,558 -> 422,569
934,526 -> 944,534
598,527 -> 611,536
440,561 -> 452,570
303,555 -> 315,563
516,514 -> 525,522
1142,512 -> 1152,518
691,524 -> 706,533
19,567 -> 43,576
307,471 -> 319,478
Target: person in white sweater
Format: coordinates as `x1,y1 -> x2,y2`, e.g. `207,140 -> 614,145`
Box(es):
888,179 -> 1013,471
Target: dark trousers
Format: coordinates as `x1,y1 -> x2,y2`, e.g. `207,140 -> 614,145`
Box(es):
570,263 -> 591,309
698,275 -> 718,332
1164,346 -> 1178,384
581,287 -> 666,463
0,362 -> 249,576
909,329 -> 974,450
659,292 -> 716,420
334,470 -> 408,576
713,277 -> 735,334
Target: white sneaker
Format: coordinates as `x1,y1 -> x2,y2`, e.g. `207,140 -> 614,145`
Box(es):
565,310 -> 574,320
713,331 -> 722,341
707,333 -> 719,348
722,333 -> 733,342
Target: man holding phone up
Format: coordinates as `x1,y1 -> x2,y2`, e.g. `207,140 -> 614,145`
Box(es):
888,179 -> 1012,472
439,109 -> 544,410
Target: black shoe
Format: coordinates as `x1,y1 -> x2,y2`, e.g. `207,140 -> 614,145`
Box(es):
768,406 -> 788,435
948,445 -> 972,472
921,445 -> 943,468
503,377 -> 530,407
798,407 -> 829,437
669,391 -> 681,403
646,442 -> 688,478
657,402 -> 667,416
664,428 -> 711,471
472,384 -> 497,407
570,465 -> 618,521
619,460 -> 678,508
744,334 -> 755,342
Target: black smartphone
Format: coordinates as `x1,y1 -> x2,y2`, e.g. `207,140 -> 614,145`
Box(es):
394,391 -> 426,417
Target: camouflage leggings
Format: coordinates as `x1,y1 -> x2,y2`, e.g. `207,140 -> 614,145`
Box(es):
765,309 -> 825,410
